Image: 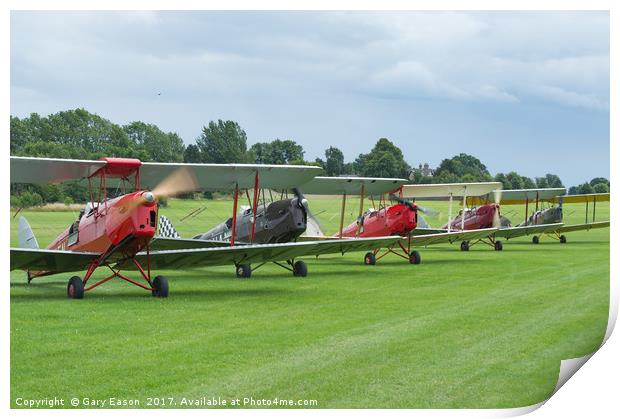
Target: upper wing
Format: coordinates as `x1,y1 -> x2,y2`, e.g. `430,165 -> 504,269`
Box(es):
409,228 -> 497,246
556,221 -> 610,233
140,162 -> 322,191
550,193 -> 610,204
10,248 -> 99,273
469,188 -> 566,206
10,156 -> 323,191
131,236 -> 402,270
402,182 -> 502,199
10,156 -> 106,184
494,223 -> 564,239
298,176 -> 408,195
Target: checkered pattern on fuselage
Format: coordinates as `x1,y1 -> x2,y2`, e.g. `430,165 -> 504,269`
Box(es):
157,215 -> 180,238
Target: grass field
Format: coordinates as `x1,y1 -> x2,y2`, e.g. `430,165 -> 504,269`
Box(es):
10,197 -> 610,408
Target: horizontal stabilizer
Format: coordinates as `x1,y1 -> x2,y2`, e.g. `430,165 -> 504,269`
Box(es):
18,217 -> 39,249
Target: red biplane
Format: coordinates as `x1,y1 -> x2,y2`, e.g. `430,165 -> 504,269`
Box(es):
299,177 -> 498,264
10,157 -> 402,299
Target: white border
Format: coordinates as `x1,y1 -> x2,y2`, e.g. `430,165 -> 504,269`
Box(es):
3,1 -> 616,418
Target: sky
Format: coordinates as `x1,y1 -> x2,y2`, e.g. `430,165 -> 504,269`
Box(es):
10,11 -> 610,187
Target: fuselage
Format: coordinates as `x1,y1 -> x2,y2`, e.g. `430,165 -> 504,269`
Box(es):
339,203 -> 418,238
48,191 -> 158,257
195,197 -> 308,244
517,206 -> 563,227
442,203 -> 499,231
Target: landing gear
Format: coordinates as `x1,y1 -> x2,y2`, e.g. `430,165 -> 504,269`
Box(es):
67,276 -> 84,299
293,260 -> 308,277
494,241 -> 503,251
364,252 -> 376,266
151,275 -> 169,298
409,250 -> 421,265
460,241 -> 470,251
532,236 -> 539,244
560,235 -> 567,244
236,264 -> 252,278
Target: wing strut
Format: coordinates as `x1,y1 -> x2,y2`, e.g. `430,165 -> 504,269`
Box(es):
250,171 -> 260,242
355,184 -> 366,237
231,183 -> 239,247
524,197 -> 529,224
461,192 -> 467,230
447,193 -> 453,233
338,192 -> 347,238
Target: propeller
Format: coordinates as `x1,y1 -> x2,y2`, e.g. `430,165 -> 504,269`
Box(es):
151,167 -> 200,199
292,188 -> 325,236
417,205 -> 440,217
389,194 -> 416,211
129,167 -> 200,210
492,189 -> 503,229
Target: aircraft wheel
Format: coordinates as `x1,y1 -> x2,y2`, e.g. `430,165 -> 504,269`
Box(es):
364,252 -> 376,266
532,236 -> 539,244
409,250 -> 421,265
152,275 -> 169,298
293,260 -> 308,277
460,241 -> 470,251
560,235 -> 567,244
67,276 -> 84,299
494,241 -> 503,251
236,264 -> 252,278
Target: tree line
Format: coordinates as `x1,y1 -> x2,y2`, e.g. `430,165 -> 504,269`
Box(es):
10,108 -> 608,207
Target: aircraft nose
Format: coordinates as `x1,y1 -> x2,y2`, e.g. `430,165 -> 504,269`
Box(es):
142,191 -> 155,204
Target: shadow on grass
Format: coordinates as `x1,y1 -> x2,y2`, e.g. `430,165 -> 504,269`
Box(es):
10,286 -> 298,302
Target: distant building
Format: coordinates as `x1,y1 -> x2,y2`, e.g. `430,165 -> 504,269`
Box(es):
408,162 -> 435,182
418,162 -> 434,177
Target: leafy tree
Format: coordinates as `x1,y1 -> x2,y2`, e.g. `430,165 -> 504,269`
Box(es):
324,146 -> 344,176
593,183 -> 609,193
578,183 -> 594,194
522,176 -> 536,189
494,173 -> 510,189
506,172 -> 524,190
124,121 -> 185,162
568,186 -> 579,195
434,153 -> 491,182
355,138 -> 410,178
535,177 -> 548,188
543,173 -> 564,188
590,177 -> 609,187
196,120 -> 250,163
250,139 -> 304,164
183,144 -> 201,163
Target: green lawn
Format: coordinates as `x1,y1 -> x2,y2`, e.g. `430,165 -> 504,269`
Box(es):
9,197 -> 610,408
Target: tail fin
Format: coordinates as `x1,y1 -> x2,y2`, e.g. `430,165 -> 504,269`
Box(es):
158,215 -> 181,238
18,217 -> 39,249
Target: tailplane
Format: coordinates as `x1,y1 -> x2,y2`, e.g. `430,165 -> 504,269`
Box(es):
18,217 -> 39,249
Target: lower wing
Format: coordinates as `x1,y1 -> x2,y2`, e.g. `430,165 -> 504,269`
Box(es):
555,221 -> 610,233
131,236 -> 402,270
11,236 -> 401,274
409,228 -> 498,246
494,223 -> 564,240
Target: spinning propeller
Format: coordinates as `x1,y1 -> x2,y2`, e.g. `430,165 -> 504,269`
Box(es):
130,167 -> 200,210
293,187 -> 325,237
492,189 -> 503,229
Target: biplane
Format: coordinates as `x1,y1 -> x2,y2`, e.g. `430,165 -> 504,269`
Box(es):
10,156 -> 403,298
470,189 -> 610,244
401,182 -> 508,251
299,177 -> 498,264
